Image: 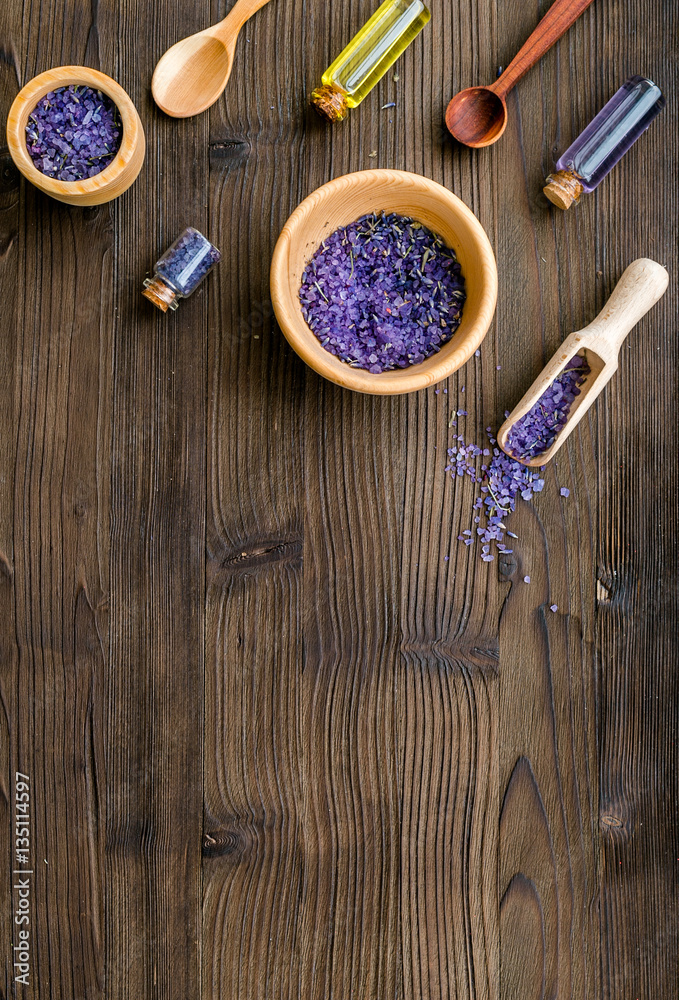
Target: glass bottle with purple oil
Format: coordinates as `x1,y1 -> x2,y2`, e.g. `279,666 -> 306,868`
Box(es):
143,227 -> 221,312
544,76 -> 665,210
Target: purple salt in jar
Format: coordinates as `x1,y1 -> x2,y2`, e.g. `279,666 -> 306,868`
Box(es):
143,227 -> 221,312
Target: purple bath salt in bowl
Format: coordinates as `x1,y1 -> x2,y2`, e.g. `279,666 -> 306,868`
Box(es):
299,212 -> 466,374
505,355 -> 591,461
25,85 -> 122,182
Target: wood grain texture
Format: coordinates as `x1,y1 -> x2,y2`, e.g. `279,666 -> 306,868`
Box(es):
0,0 -> 676,997
594,2 -> 679,995
105,0 -> 207,997
2,1 -> 113,997
203,0 -> 306,996
495,5 -> 602,999
0,8 -> 21,996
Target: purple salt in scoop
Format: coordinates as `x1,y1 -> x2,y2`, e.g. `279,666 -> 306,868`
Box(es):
25,85 -> 122,182
503,356 -> 590,461
299,212 -> 466,374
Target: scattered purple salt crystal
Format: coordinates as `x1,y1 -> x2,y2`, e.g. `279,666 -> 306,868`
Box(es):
299,212 -> 466,373
560,487 -> 570,497
524,576 -> 531,584
446,426 -> 550,565
550,604 -> 558,612
25,85 -> 122,182
505,355 -> 591,460
475,350 -> 481,357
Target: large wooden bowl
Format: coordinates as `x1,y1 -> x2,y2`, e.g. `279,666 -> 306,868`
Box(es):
270,170 -> 498,394
6,66 -> 145,206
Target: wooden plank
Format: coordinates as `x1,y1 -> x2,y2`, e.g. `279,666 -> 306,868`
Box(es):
1,1 -> 114,996
399,2 -> 500,997
301,388 -> 404,999
494,3 -> 601,998
0,9 -> 21,997
593,2 -> 679,995
105,1 -> 208,997
297,6 -> 407,997
202,0 -> 307,996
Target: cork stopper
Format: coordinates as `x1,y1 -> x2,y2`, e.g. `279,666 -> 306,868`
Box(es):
142,275 -> 178,312
310,83 -> 350,123
543,169 -> 584,211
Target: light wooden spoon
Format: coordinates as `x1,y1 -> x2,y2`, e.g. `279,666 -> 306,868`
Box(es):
152,0 -> 274,118
497,258 -> 669,466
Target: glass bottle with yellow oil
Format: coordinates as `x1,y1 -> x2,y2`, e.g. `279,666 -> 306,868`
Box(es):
311,0 -> 430,122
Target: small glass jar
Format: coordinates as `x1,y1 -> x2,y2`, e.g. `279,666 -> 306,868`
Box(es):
544,76 -> 665,210
143,227 -> 221,312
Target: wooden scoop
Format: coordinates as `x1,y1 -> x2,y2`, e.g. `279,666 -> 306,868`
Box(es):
152,0 -> 273,118
497,259 -> 669,466
446,0 -> 595,147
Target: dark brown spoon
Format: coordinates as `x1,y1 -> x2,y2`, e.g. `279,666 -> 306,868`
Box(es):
446,0 -> 596,147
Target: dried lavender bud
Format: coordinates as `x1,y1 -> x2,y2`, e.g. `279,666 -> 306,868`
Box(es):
25,85 -> 122,182
155,228 -> 221,296
299,212 -> 466,374
505,355 -> 591,460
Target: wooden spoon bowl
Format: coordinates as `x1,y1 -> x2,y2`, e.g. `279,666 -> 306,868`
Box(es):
152,0 -> 273,118
270,170 -> 498,395
445,86 -> 508,148
446,0 -> 596,148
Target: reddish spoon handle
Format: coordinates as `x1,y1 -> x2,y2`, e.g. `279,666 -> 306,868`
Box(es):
490,0 -> 596,100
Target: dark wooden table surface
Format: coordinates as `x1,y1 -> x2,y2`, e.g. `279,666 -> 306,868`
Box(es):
0,0 -> 677,997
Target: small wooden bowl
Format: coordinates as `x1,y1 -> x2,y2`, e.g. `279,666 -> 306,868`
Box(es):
6,66 -> 145,206
270,170 -> 498,395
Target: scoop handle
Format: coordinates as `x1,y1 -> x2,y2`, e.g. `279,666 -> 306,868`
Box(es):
581,258 -> 669,359
216,0 -> 273,36
492,0 -> 595,100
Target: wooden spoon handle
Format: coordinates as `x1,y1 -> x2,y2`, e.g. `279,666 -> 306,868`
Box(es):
491,0 -> 596,100
581,258 -> 669,356
215,0 -> 274,37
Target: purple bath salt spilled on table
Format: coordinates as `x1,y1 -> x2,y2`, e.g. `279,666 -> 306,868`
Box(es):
25,86 -> 122,182
448,429 -> 547,563
299,212 -> 466,373
505,355 -> 591,461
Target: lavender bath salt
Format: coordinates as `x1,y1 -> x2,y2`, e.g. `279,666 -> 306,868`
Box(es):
448,429 -> 546,563
505,355 -> 591,461
25,85 -> 122,182
299,212 -> 466,373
